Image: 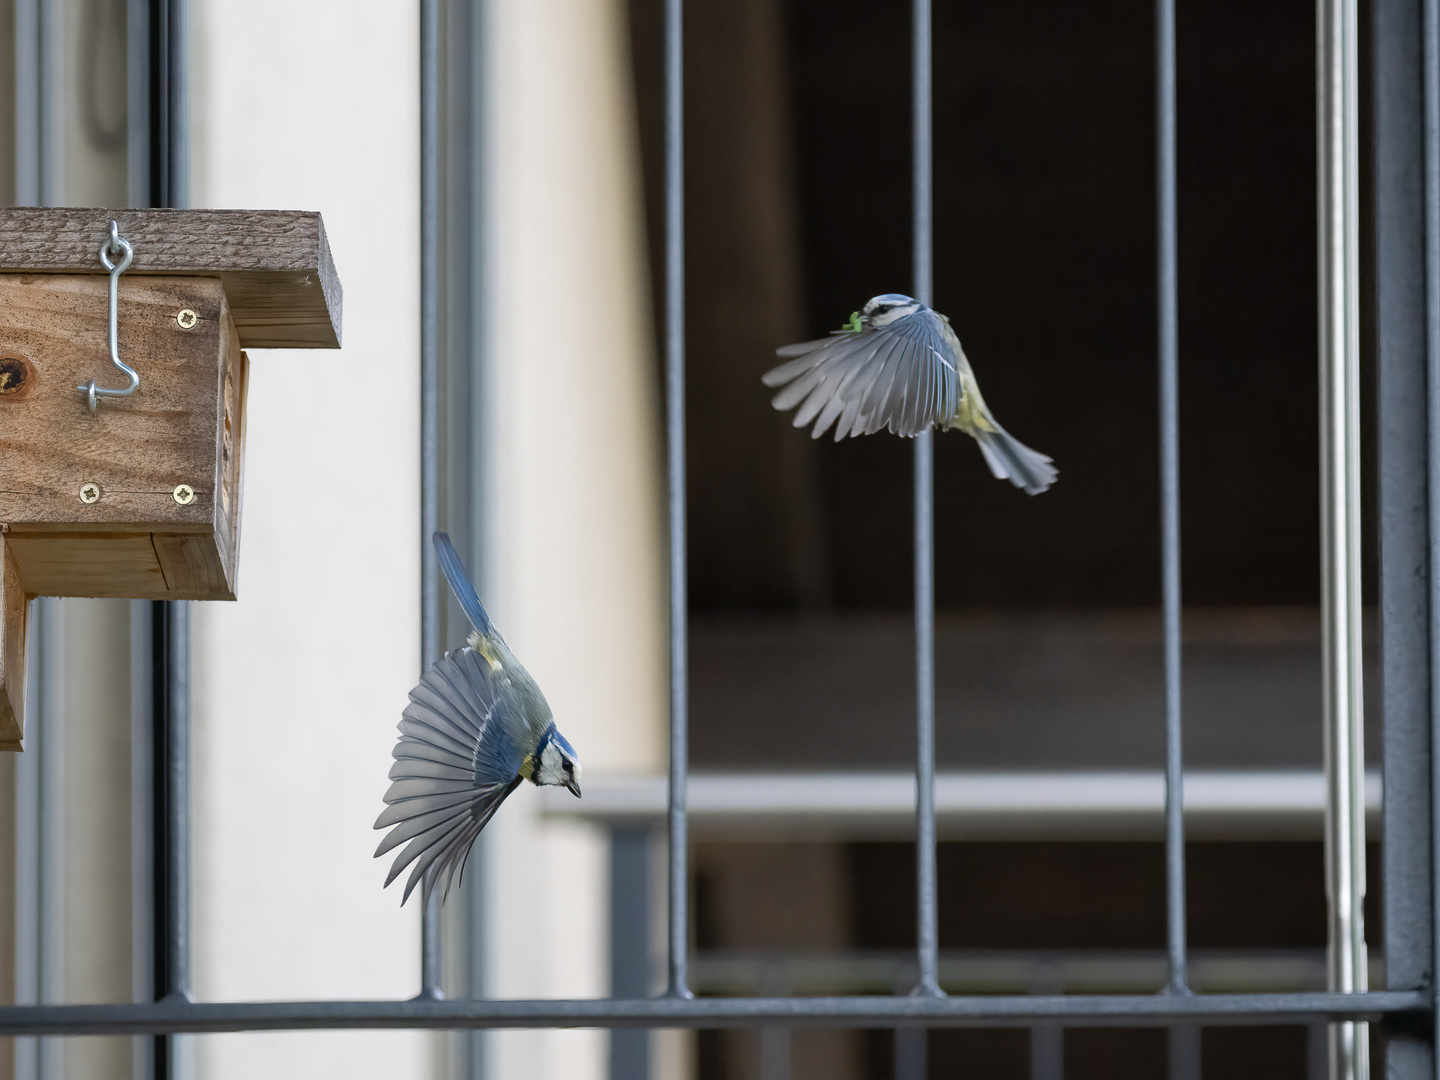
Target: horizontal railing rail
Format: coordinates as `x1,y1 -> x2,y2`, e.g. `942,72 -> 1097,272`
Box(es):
0,991 -> 1422,1037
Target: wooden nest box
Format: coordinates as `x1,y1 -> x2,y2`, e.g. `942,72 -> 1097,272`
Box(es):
0,208 -> 343,748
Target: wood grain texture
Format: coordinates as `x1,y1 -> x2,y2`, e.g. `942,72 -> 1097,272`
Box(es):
0,535 -> 26,746
153,534 -> 231,598
0,275 -> 226,524
0,274 -> 246,599
5,532 -> 167,598
0,208 -> 341,348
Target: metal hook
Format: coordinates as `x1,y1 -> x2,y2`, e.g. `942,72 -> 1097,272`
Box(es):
78,220 -> 141,412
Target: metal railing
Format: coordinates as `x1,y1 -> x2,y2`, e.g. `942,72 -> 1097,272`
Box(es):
3,4 -> 1437,1080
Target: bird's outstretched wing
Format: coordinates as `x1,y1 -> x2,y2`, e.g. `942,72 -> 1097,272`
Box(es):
375,646 -> 524,905
762,311 -> 960,440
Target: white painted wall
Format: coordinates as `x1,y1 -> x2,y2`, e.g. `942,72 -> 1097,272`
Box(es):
188,1 -> 430,1076
477,0 -> 667,1076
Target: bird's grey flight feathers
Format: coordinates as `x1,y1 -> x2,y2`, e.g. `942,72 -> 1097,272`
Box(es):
375,646 -> 525,904
764,311 -> 960,442
435,531 -> 495,637
769,336 -> 838,363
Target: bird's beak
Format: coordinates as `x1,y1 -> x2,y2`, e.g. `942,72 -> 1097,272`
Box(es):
565,776 -> 582,798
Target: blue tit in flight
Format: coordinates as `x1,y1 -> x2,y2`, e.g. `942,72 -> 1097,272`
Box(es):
374,532 -> 582,905
762,294 -> 1057,494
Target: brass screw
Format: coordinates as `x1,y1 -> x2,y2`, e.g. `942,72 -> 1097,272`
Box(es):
173,484 -> 195,506
176,309 -> 198,330
79,482 -> 101,504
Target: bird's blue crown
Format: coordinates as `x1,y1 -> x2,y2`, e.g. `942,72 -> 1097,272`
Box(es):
541,728 -> 577,759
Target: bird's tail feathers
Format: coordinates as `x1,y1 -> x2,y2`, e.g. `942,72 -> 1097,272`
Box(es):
434,531 -> 495,636
973,426 -> 1057,495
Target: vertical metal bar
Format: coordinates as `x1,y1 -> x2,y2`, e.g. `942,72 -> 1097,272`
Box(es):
610,825 -> 652,1080
911,0 -> 942,1005
757,962 -> 790,1080
18,0 -> 62,206
126,0 -> 152,207
757,1027 -> 790,1080
1318,0 -> 1369,1077
14,601 -> 63,1080
1167,1025 -> 1201,1080
145,9 -> 192,1078
39,601 -> 65,1080
419,0 -> 444,1003
149,597 -> 190,1080
14,0 -> 38,204
13,6 -> 45,1075
146,0 -> 185,209
15,603 -> 39,1080
664,0 -> 690,1003
434,0 -> 490,1068
1155,0 -> 1189,1004
893,962 -> 923,1080
164,0 -> 187,207
130,602 -> 155,1080
16,0 -> 64,203
1310,1024 -> 1331,1080
1374,0 -> 1434,1076
147,599 -> 193,1079
161,600 -> 190,1003
1029,961 -> 1063,1080
1030,1026 -> 1063,1080
126,4 -> 154,1072
148,603 -> 170,1079
894,1029 -> 925,1080
147,0 -> 169,204
1425,0 -> 1440,1073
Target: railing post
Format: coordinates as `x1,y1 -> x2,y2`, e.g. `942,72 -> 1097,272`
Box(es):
1318,0 -> 1369,1076
1375,0 -> 1435,1074
663,0 -> 691,1004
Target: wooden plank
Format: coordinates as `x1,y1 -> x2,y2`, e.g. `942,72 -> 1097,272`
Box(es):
1,534 -> 27,746
4,530 -> 234,601
1,520 -> 212,536
153,533 -> 234,600
210,320 -> 248,578
0,275 -> 225,528
0,208 -> 341,348
6,532 -> 166,597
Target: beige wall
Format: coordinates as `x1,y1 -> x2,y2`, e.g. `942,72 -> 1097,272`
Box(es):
188,0 -> 428,1075
477,0 -> 667,1075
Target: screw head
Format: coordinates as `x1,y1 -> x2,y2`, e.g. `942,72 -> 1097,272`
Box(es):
176,309 -> 198,329
172,484 -> 195,506
79,482 -> 101,504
